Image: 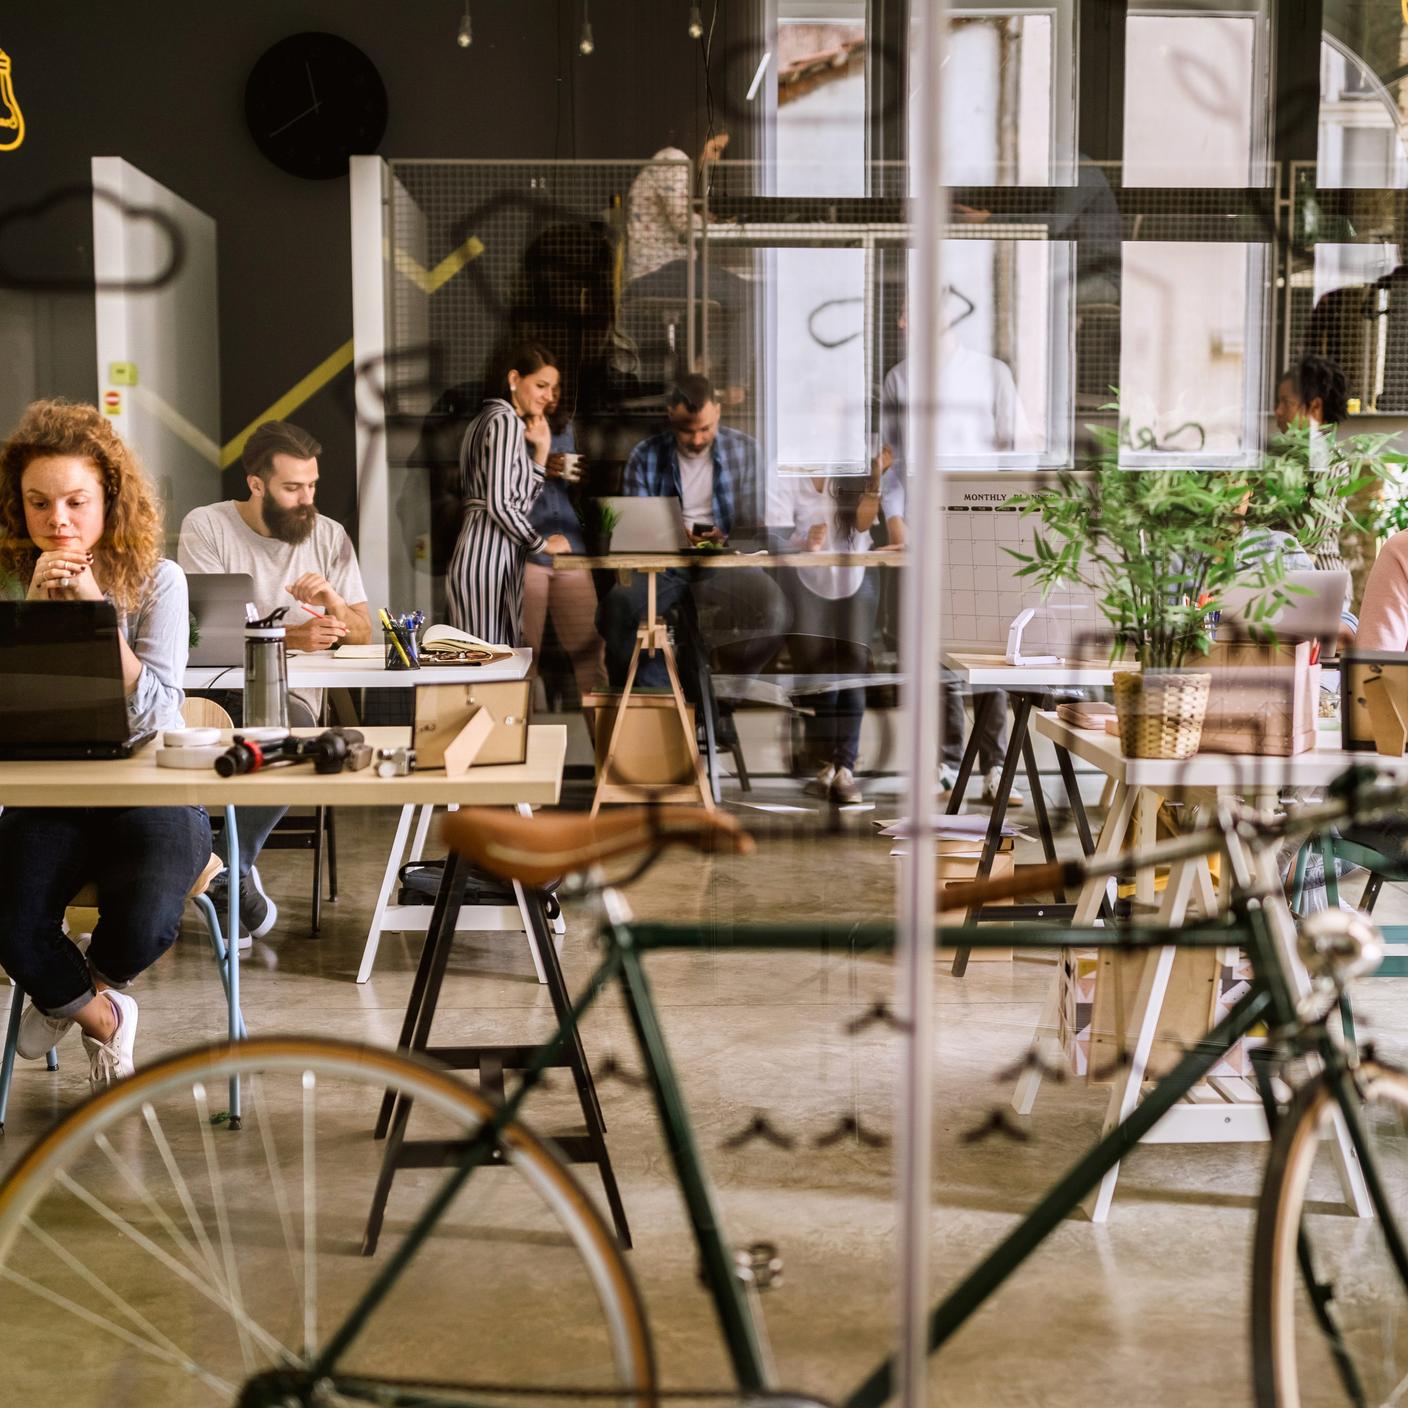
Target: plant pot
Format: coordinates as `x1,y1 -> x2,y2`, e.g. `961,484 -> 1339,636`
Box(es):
1112,669 -> 1211,759
584,531 -> 613,558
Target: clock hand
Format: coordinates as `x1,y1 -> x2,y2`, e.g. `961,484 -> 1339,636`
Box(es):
267,101 -> 320,138
305,60 -> 320,112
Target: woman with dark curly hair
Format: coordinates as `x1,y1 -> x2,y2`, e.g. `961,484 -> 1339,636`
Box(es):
0,399 -> 210,1085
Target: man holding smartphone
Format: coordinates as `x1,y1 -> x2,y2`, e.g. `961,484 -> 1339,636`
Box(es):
598,374 -> 788,689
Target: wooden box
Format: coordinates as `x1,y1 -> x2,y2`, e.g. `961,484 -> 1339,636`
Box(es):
584,692 -> 697,787
1198,640 -> 1318,756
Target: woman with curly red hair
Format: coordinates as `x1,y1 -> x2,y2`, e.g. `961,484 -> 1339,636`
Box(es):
0,399 -> 210,1084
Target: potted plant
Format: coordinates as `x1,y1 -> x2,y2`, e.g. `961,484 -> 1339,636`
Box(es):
582,499 -> 621,557
1007,414 -> 1298,759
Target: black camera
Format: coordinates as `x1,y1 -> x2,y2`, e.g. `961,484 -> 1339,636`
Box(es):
215,728 -> 372,777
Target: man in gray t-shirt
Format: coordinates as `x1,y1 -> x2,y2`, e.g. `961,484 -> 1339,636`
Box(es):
177,420 -> 370,939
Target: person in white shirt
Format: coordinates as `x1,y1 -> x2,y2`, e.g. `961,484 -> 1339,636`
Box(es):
879,305 -> 1034,808
776,465 -> 883,804
177,420 -> 371,941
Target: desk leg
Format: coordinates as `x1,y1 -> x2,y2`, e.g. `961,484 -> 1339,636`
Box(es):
592,630 -> 646,818
661,630 -> 715,812
358,803 -> 416,985
224,804 -> 242,1128
951,694 -> 1032,974
1056,743 -> 1095,858
1010,781 -> 1138,1117
1021,727 -> 1062,895
1086,855 -> 1201,1223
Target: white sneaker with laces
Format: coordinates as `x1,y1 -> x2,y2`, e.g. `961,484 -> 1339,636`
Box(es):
982,766 -> 1025,809
83,990 -> 138,1086
17,1004 -> 73,1060
830,766 -> 862,805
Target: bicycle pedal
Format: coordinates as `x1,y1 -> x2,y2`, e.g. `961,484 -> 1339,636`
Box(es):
735,1239 -> 783,1291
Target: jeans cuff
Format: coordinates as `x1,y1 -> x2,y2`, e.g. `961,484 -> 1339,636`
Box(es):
86,964 -> 135,994
43,986 -> 99,1021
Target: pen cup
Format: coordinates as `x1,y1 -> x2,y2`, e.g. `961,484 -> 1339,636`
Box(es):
384,626 -> 419,670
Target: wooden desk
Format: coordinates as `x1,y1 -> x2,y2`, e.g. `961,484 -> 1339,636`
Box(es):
1017,712 -> 1385,1222
184,647 -> 532,691
0,726 -> 566,1119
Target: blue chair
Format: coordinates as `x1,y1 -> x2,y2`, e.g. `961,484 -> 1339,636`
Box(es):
0,855 -> 247,1132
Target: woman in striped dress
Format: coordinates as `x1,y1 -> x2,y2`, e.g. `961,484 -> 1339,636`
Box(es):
447,342 -> 573,642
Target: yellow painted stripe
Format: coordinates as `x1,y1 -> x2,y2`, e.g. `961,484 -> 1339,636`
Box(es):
219,338 -> 355,469
392,234 -> 486,294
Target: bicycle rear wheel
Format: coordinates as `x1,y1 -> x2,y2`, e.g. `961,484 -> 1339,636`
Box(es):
0,1038 -> 654,1407
1253,1060 -> 1408,1407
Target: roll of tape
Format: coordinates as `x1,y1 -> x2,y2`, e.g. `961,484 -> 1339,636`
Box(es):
156,745 -> 225,770
162,727 -> 221,748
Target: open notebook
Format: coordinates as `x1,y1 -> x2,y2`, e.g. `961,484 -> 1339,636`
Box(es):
325,625 -> 514,665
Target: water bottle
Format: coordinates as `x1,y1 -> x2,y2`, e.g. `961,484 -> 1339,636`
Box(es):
243,609 -> 289,728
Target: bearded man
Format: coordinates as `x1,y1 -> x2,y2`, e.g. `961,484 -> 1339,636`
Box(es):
178,420 -> 370,940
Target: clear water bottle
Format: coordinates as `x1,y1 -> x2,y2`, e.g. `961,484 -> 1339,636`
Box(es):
243,609 -> 289,728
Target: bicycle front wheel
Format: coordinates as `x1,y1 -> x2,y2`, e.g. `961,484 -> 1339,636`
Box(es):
1253,1060 -> 1408,1407
0,1037 -> 654,1408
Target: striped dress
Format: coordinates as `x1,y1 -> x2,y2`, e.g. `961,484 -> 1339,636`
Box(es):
446,398 -> 546,644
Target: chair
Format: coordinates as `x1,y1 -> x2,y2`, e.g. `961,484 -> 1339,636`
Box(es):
0,703 -> 249,1131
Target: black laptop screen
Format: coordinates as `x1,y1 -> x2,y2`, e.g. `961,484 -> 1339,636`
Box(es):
0,601 -> 132,745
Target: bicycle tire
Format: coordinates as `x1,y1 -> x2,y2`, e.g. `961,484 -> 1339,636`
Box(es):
0,1037 -> 655,1407
1253,1059 -> 1408,1408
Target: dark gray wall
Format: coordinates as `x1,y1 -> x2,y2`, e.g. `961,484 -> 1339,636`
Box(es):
0,1 -> 748,530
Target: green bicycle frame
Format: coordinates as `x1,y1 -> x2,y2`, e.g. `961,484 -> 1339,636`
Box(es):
308,898 -> 1306,1405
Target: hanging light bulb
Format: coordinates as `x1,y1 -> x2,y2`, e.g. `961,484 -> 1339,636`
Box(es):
0,48 -> 25,153
687,3 -> 704,40
578,4 -> 595,56
456,2 -> 473,47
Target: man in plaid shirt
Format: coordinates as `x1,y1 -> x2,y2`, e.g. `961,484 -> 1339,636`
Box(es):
598,374 -> 789,690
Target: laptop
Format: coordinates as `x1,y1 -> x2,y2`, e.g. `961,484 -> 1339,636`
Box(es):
187,572 -> 254,666
1217,569 -> 1350,651
0,601 -> 156,759
598,496 -> 691,552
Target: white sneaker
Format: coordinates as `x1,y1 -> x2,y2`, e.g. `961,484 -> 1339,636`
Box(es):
805,763 -> 836,798
83,991 -> 138,1086
17,1004 -> 73,1060
938,764 -> 960,794
830,766 -> 862,804
982,766 -> 1025,809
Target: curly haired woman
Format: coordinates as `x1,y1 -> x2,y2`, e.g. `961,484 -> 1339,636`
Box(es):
0,399 -> 210,1084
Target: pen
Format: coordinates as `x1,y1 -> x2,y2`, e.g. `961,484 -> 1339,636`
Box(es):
379,607 -> 412,667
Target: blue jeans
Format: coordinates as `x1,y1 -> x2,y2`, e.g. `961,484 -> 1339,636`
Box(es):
598,567 -> 789,690
0,806 -> 212,1018
203,691 -> 318,877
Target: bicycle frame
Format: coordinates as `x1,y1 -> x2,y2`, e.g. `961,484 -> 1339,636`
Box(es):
308,808 -> 1364,1406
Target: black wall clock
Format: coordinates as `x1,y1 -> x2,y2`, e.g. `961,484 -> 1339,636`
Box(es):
244,33 -> 388,179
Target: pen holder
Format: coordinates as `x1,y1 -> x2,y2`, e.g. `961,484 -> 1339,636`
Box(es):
384,626 -> 419,670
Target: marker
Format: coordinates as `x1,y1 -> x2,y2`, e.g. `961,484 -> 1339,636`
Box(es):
288,590 -> 327,618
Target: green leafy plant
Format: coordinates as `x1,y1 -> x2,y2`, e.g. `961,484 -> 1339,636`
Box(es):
1007,411 -> 1297,671
1247,422 -> 1404,553
595,501 -> 621,538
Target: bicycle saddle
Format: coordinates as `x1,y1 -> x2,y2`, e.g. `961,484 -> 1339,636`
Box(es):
441,806 -> 754,888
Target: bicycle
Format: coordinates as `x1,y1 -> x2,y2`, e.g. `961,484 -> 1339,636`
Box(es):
0,777 -> 1404,1406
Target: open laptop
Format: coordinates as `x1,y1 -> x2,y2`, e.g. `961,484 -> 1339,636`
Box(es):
0,601 -> 155,759
598,496 -> 691,552
1217,569 -> 1350,651
187,572 -> 254,666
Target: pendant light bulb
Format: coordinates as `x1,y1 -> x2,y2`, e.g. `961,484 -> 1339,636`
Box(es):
578,18 -> 595,55
456,3 -> 473,47
688,3 -> 704,39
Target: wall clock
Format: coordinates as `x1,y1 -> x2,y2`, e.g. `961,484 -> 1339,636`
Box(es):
244,33 -> 387,179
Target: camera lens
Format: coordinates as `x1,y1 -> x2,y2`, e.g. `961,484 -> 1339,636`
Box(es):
215,741 -> 258,777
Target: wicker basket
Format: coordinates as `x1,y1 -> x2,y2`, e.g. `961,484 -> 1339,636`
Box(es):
1112,670 -> 1211,759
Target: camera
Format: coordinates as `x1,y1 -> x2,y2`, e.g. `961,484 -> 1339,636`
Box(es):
215,727 -> 372,777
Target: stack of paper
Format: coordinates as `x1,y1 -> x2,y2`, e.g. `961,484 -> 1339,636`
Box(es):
876,813 -> 1028,859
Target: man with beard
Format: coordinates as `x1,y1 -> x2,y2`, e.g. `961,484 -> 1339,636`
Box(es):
178,420 -> 370,941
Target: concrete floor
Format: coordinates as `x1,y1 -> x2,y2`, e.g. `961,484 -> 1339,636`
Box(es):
2,778 -> 1407,1406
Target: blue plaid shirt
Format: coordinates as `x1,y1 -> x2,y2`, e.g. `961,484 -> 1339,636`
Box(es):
622,426 -> 763,545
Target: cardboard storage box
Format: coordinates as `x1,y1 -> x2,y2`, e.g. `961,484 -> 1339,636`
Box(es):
937,843 -> 1014,963
584,692 -> 697,788
1198,640 -> 1318,756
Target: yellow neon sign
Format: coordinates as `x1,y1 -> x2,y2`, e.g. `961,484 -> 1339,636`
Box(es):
0,48 -> 24,153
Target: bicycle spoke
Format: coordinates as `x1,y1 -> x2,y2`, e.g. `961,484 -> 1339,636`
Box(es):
303,1068 -> 318,1360
21,1218 -> 229,1395
192,1079 -> 260,1376
139,1101 -> 232,1295
53,1170 -> 297,1366
1,1263 -> 236,1398
249,1072 -> 303,1323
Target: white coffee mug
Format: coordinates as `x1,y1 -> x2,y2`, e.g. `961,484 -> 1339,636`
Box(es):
558,452 -> 583,484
